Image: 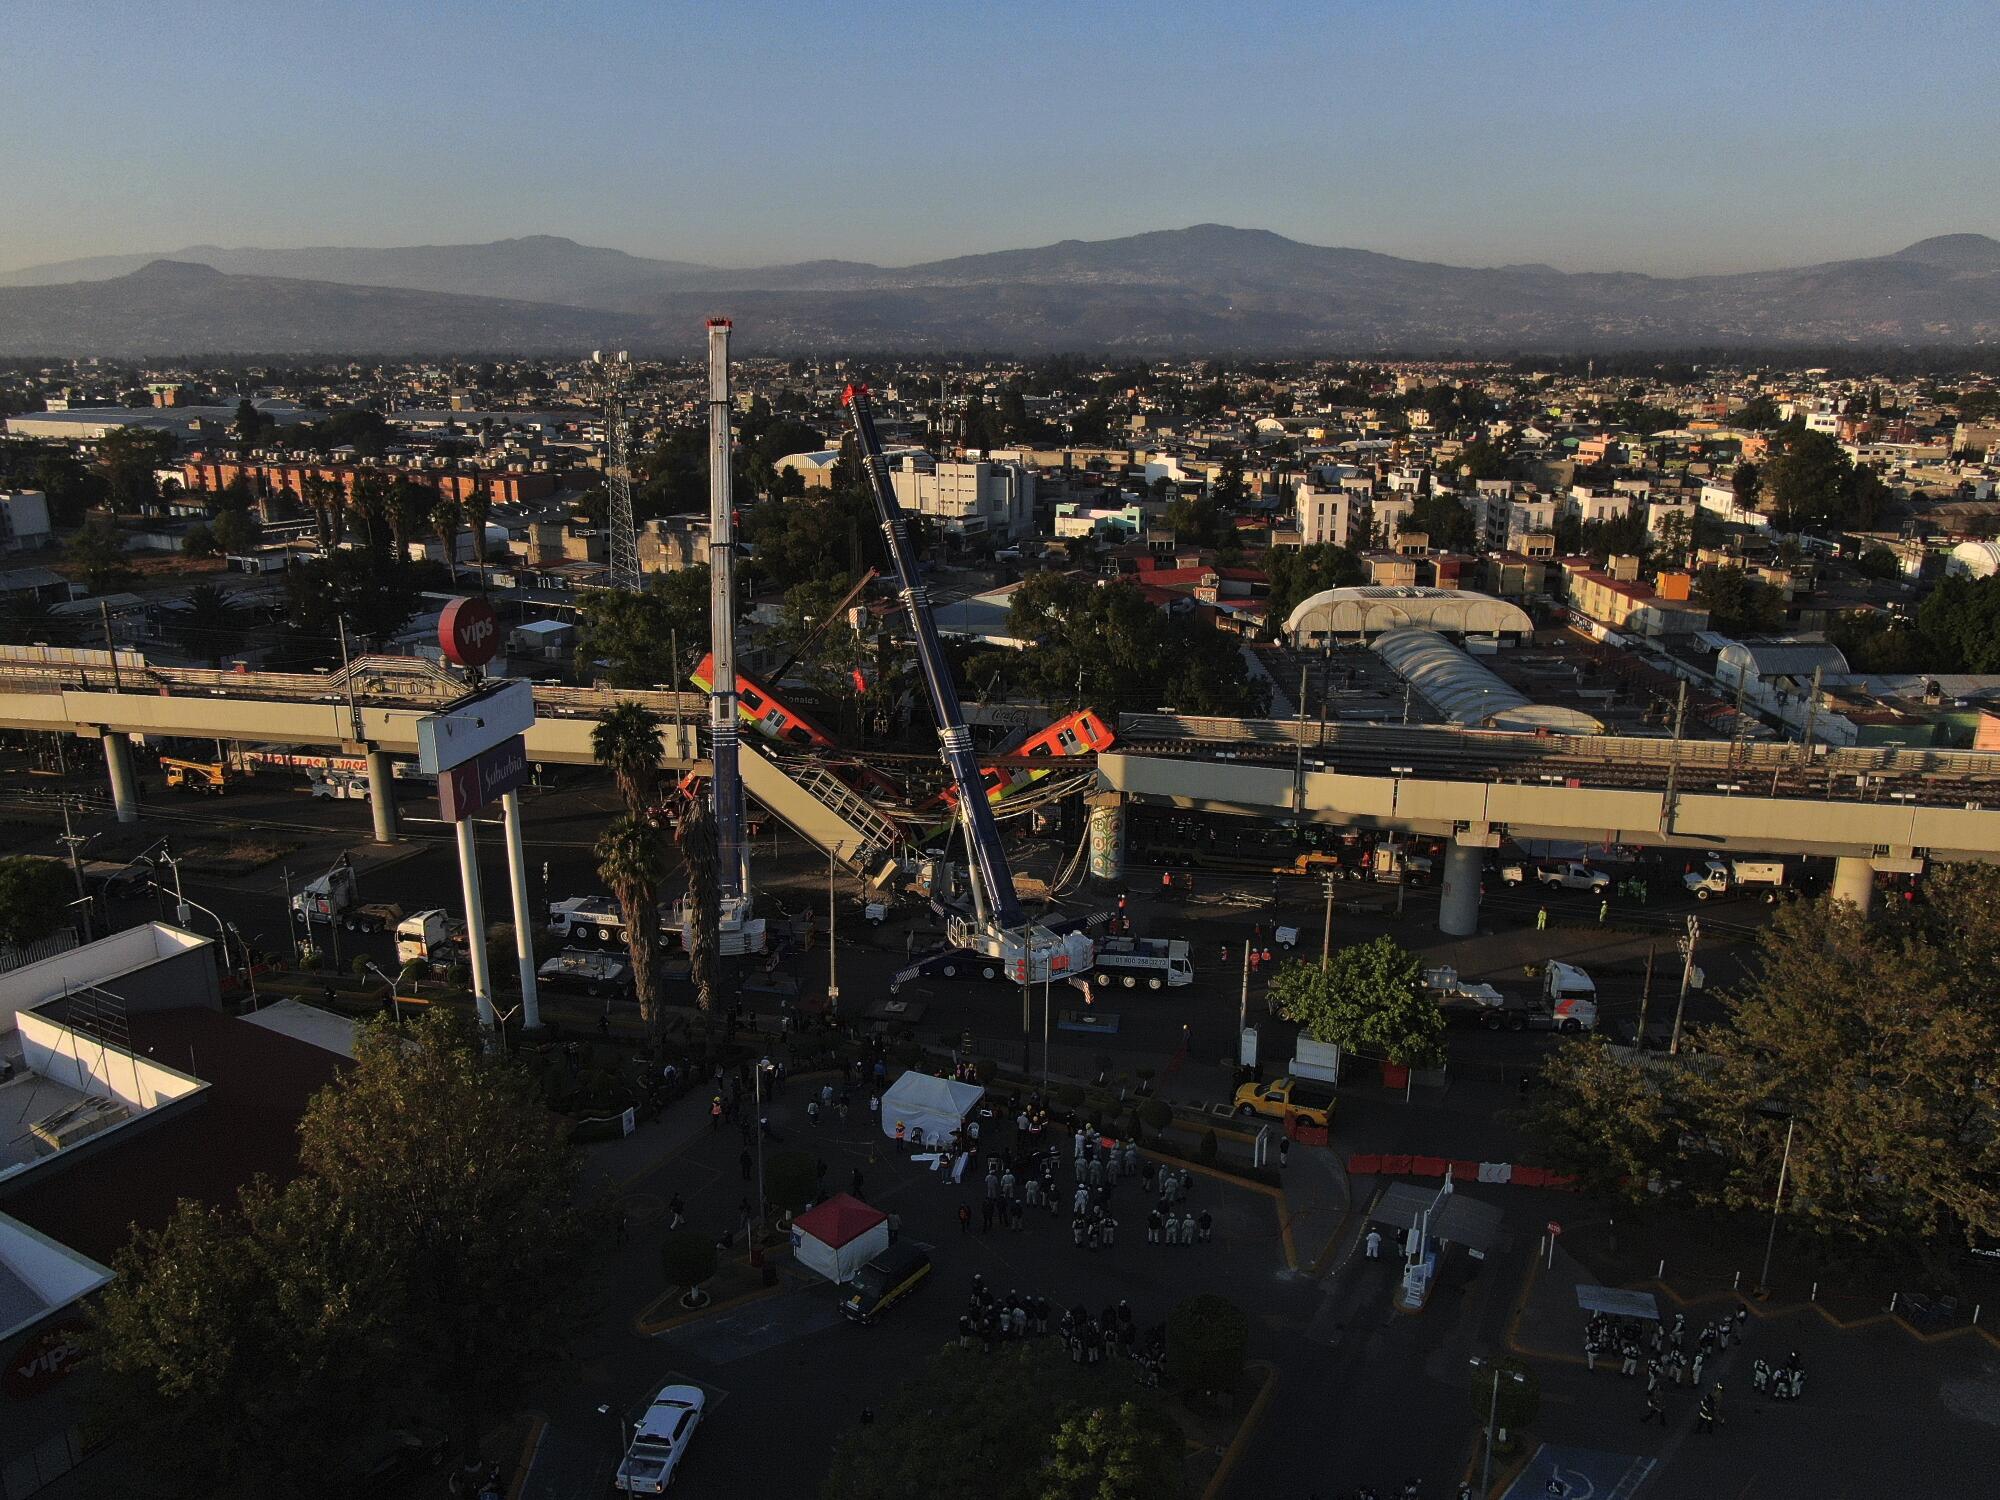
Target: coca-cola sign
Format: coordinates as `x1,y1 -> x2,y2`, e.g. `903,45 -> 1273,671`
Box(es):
438,596 -> 500,668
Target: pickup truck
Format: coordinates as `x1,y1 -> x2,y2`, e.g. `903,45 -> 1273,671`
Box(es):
1537,861 -> 1610,894
1684,858 -> 1789,903
1233,1075 -> 1336,1129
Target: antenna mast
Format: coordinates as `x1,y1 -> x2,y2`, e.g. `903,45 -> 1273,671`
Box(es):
599,349 -> 640,593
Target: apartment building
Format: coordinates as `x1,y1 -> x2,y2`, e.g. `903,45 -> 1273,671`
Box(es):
1294,482 -> 1369,549
889,456 -> 1035,540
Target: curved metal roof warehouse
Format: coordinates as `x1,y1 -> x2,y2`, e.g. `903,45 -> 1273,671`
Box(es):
1372,627 -> 1604,734
1285,586 -> 1535,643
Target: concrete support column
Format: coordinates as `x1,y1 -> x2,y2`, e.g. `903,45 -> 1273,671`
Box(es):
1087,794 -> 1127,883
102,732 -> 139,824
455,817 -> 497,1030
501,789 -> 541,1032
1438,842 -> 1483,937
366,750 -> 399,844
1831,856 -> 1876,916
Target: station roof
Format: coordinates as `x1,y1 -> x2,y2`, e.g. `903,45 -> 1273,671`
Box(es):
1285,586 -> 1534,642
1372,627 -> 1604,734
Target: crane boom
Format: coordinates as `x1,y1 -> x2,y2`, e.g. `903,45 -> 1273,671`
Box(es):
707,319 -> 748,901
843,384 -> 1024,928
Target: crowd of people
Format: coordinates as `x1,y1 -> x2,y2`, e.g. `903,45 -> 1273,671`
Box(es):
955,1275 -> 1167,1383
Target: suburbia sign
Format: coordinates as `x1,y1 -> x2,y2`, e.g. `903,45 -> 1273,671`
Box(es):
437,734 -> 529,822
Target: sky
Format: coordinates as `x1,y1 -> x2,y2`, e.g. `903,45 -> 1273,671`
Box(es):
2,0 -> 1994,278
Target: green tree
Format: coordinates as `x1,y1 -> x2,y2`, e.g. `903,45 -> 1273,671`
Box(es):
659,1230 -> 718,1307
1456,437 -> 1511,481
167,582 -> 247,667
1267,936 -> 1443,1066
88,1179 -> 388,1498
1401,490 -> 1477,551
64,517 -> 136,594
593,700 -> 666,817
1470,1357 -> 1540,1442
295,1010 -> 585,1450
1165,1292 -> 1248,1395
1693,564 -> 1784,635
1917,575 -> 2000,673
676,798 -> 720,1018
1759,429 -> 1883,533
1263,543 -> 1365,639
97,426 -> 175,514
0,856 -> 73,947
279,552 -> 420,662
231,398 -> 272,447
210,505 -> 263,555
1042,1402 -> 1181,1500
463,475 -> 492,578
764,1147 -> 817,1212
576,568 -> 710,688
1528,887 -> 2000,1284
180,519 -> 218,558
1855,546 -> 1901,582
595,816 -> 667,1036
431,492 -> 463,582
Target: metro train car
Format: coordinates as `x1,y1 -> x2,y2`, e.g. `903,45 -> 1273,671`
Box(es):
942,708 -> 1117,810
690,652 -> 838,748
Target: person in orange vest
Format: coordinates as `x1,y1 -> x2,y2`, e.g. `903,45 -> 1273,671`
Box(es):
709,1096 -> 723,1132
1249,949 -> 1261,975
1262,947 -> 1273,966
894,1119 -> 907,1153
1161,870 -> 1172,890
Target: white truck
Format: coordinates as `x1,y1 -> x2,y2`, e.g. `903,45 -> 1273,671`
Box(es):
290,857 -> 358,925
1684,857 -> 1789,903
547,895 -> 627,946
1091,936 -> 1194,990
1427,963 -> 1599,1033
395,909 -> 466,967
1537,861 -> 1611,894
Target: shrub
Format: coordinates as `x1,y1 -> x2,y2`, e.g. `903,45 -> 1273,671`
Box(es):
1166,1293 -> 1248,1394
1198,1128 -> 1219,1165
349,955 -> 371,979
659,1231 -> 718,1306
763,1148 -> 817,1212
1139,1099 -> 1173,1133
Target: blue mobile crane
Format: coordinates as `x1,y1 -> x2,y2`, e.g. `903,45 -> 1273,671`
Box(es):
842,384 -> 1097,991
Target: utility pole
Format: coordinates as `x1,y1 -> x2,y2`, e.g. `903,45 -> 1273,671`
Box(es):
1635,943 -> 1656,1050
826,845 -> 840,1017
58,793 -> 91,941
1237,940 -> 1251,1037
1758,1114 -> 1797,1291
1669,915 -> 1699,1056
1320,873 -> 1336,970
100,601 -> 122,690
1660,679 -> 1687,834
670,627 -> 684,758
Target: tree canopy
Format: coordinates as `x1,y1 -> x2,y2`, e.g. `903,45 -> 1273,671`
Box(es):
986,572 -> 1266,717
1263,543 -> 1364,638
0,856 -> 73,947
1754,428 -> 1893,533
1528,874 -> 2000,1283
91,1011 -> 586,1492
1693,564 -> 1785,636
1267,936 -> 1443,1067
575,567 -> 710,688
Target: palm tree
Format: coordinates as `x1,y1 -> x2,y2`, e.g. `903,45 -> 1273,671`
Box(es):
676,798 -> 720,1019
591,701 -> 665,818
301,474 -> 338,555
432,491 -> 463,583
352,474 -> 388,563
595,816 -> 664,1036
170,583 -> 245,667
390,480 -> 429,564
464,475 -> 492,585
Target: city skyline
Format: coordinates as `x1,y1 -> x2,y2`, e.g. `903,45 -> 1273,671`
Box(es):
3,0 -> 1994,278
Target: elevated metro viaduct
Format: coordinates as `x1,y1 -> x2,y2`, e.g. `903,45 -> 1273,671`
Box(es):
1095,714 -> 2000,926
10,660 -> 2000,928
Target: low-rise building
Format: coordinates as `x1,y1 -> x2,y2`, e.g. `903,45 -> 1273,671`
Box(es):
0,490 -> 53,553
889,456 -> 1034,541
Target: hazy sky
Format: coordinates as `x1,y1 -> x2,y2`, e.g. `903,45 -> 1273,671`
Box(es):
3,0 -> 1993,277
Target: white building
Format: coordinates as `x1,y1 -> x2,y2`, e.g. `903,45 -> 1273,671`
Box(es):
1468,484 -> 1554,552
1294,482 -> 1367,549
0,490 -> 53,553
889,456 -> 1035,541
1698,482 -> 1769,531
1569,489 -> 1634,526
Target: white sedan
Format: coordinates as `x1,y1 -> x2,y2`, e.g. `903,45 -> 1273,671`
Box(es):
613,1384 -> 706,1494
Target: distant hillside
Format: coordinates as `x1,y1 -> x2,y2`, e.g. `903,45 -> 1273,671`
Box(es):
0,259 -> 648,355
3,227 -> 1996,353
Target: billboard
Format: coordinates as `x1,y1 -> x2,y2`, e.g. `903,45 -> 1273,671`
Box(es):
437,734 -> 529,822
417,678 -> 533,774
438,596 -> 501,668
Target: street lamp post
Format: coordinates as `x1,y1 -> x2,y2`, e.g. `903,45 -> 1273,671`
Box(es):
1469,1355 -> 1527,1497
826,847 -> 841,1018
1320,872 -> 1336,970
1670,914 -> 1700,1055
1759,1113 -> 1797,1291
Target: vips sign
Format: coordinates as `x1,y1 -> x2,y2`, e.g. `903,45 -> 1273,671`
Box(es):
437,734 -> 529,822
438,595 -> 501,668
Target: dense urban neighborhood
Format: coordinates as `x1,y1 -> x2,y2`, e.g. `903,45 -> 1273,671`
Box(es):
1,339 -> 1998,1500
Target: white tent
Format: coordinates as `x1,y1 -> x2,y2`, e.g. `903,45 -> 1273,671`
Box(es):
878,1071 -> 984,1146
789,1194 -> 890,1286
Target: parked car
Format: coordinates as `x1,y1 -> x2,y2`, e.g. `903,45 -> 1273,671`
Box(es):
613,1383 -> 706,1495
842,1243 -> 932,1324
537,948 -> 633,999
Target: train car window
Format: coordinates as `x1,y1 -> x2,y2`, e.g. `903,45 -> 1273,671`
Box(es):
740,687 -> 765,711
1028,743 -> 1051,757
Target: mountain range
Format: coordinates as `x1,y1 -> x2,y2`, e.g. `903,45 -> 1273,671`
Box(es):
1,226 -> 1995,355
